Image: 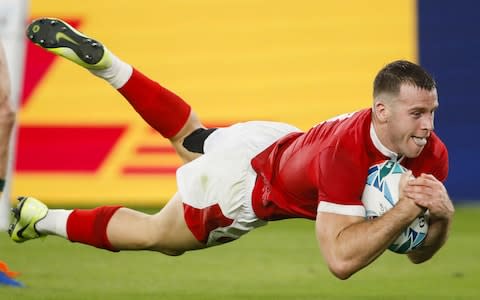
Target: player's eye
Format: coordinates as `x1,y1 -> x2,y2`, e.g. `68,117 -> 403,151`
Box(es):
411,111 -> 422,118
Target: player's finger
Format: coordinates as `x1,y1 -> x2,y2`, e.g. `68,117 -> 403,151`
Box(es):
419,173 -> 440,183
399,171 -> 414,188
404,184 -> 433,194
420,177 -> 446,195
408,193 -> 432,208
404,188 -> 429,200
408,194 -> 434,206
404,183 -> 437,198
407,176 -> 438,188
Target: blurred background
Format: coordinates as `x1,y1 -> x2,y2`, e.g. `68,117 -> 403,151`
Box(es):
1,0 -> 479,207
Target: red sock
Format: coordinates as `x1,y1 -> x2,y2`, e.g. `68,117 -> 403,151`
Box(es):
66,206 -> 122,252
117,68 -> 192,138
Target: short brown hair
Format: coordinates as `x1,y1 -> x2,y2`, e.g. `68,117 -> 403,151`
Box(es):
373,60 -> 436,98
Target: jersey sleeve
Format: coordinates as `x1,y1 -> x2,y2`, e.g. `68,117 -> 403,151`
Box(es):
313,145 -> 366,217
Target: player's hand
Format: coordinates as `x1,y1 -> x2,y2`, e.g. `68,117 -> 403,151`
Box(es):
397,171 -> 423,215
403,173 -> 454,221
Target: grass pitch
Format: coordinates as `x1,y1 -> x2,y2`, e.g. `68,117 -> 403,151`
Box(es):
0,205 -> 478,300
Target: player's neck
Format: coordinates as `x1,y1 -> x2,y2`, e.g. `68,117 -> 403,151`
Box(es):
370,120 -> 400,161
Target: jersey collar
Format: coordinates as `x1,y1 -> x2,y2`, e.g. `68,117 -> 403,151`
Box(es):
369,122 -> 402,161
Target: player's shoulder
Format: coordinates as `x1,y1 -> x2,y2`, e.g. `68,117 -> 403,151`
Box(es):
314,108 -> 370,128
273,108 -> 372,166
308,109 -> 371,143
312,110 -> 373,168
426,131 -> 448,159
405,131 -> 449,181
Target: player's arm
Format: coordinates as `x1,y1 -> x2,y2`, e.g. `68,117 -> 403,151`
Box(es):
315,172 -> 423,280
404,174 -> 454,264
0,42 -> 16,189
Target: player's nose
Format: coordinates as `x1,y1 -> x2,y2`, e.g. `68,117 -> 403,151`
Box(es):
421,113 -> 434,131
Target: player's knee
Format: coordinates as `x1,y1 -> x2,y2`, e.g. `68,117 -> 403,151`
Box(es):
160,249 -> 185,256
130,233 -> 158,250
148,240 -> 186,256
143,220 -> 186,256
0,101 -> 15,128
125,216 -> 166,250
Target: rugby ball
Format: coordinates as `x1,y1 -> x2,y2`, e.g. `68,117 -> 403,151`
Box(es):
361,160 -> 428,254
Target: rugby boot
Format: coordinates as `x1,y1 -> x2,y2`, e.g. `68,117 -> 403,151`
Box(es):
26,17 -> 112,70
8,196 -> 48,243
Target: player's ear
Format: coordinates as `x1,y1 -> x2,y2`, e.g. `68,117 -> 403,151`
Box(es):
373,98 -> 390,123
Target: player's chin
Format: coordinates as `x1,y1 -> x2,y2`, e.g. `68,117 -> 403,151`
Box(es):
403,142 -> 425,158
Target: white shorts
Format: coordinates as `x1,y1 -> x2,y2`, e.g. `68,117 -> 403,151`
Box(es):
176,121 -> 300,247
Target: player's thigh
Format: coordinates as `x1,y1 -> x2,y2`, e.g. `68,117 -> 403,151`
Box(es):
149,193 -> 206,253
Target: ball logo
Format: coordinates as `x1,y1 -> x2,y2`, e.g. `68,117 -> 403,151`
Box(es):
389,226 -> 427,253
365,160 -> 405,206
418,215 -> 426,228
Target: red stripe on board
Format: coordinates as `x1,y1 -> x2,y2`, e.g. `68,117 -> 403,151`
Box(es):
122,166 -> 178,175
136,146 -> 176,154
16,125 -> 126,172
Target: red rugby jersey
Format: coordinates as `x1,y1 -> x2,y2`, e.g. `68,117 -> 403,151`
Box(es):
250,108 -> 448,221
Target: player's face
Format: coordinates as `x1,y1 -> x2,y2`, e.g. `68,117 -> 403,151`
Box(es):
386,84 -> 438,158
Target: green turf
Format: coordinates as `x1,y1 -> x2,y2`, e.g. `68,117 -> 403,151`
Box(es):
0,205 -> 478,300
